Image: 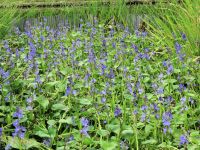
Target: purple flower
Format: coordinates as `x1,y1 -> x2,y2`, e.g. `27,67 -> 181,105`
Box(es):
142,31 -> 147,37
26,97 -> 33,103
100,64 -> 106,75
68,135 -> 74,141
88,49 -> 96,63
155,114 -> 160,119
12,120 -> 26,139
114,106 -> 122,117
112,42 -> 116,48
175,42 -> 182,54
179,53 -> 185,62
80,126 -> 89,137
180,97 -> 186,105
152,83 -> 158,89
16,48 -> 19,58
107,69 -> 115,79
180,134 -> 188,145
0,127 -> 2,137
162,60 -> 168,67
152,103 -> 159,112
132,44 -> 139,53
13,120 -> 19,127
165,96 -> 173,103
65,86 -> 71,96
162,112 -> 173,127
1,70 -> 10,79
5,144 -> 11,150
163,128 -> 167,134
102,39 -> 106,47
72,90 -> 77,95
127,83 -> 133,94
157,87 -> 164,95
140,113 -> 146,122
138,88 -> 143,94
26,106 -> 33,111
35,75 -> 42,84
13,107 -> 23,119
28,42 -> 36,60
141,105 -> 148,111
158,73 -> 164,80
181,33 -> 187,41
101,97 -> 106,103
43,138 -> 51,147
167,64 -> 174,75
179,84 -> 186,92
120,141 -> 129,150
133,110 -> 138,115
81,117 -> 89,127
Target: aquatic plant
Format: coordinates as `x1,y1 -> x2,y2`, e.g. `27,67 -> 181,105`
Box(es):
0,17 -> 199,149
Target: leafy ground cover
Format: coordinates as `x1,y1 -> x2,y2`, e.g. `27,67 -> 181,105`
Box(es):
0,18 -> 199,149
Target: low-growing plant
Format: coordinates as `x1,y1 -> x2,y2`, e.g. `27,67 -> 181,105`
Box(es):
0,17 -> 199,149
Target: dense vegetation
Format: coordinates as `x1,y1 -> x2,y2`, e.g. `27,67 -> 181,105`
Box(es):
0,0 -> 199,149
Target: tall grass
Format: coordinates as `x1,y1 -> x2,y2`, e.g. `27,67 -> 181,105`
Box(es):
146,0 -> 200,56
7,0 -> 148,33
0,0 -> 21,39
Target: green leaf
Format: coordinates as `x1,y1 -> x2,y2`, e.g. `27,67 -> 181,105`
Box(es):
79,98 -> 92,105
187,145 -> 200,150
59,119 -> 68,123
6,136 -> 41,149
57,146 -> 65,150
100,141 -> 118,150
46,81 -> 61,87
137,122 -> 145,128
106,124 -> 120,135
163,79 -> 177,85
142,139 -> 157,145
143,77 -> 150,83
0,112 -> 5,117
146,93 -> 154,100
124,94 -> 133,100
145,124 -> 153,136
121,129 -> 134,137
36,95 -> 49,109
51,103 -> 68,111
60,67 -> 73,75
47,120 -> 57,126
48,127 -> 57,139
82,137 -> 93,145
34,126 -> 50,138
59,117 -> 74,125
97,129 -> 110,137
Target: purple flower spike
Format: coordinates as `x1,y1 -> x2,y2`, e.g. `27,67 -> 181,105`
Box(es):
13,107 -> 23,119
175,42 -> 182,54
167,64 -> 174,75
81,117 -> 89,127
80,117 -> 89,136
181,33 -> 187,41
180,134 -> 188,145
114,106 -> 122,117
65,86 -> 71,96
157,87 -> 164,95
80,127 -> 89,137
0,128 -> 2,137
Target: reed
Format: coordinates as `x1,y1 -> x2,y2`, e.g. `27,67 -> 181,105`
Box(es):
145,0 -> 200,56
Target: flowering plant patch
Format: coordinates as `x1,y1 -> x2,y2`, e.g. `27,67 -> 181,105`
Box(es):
0,18 -> 199,149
